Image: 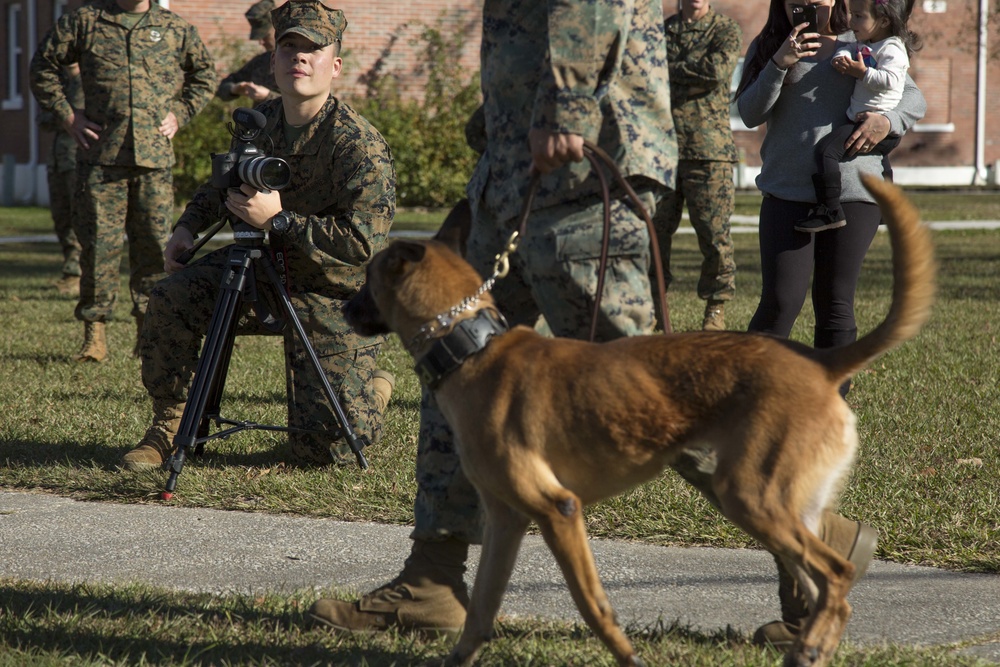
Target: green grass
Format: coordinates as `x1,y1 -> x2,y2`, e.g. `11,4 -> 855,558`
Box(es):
2,198 -> 999,666
0,579 -> 991,667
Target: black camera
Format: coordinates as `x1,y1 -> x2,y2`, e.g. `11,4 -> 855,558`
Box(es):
211,107 -> 291,194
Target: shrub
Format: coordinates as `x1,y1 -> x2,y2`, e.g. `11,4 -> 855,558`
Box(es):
347,20 -> 482,208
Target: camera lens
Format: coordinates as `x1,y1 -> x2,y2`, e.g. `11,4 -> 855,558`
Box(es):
238,156 -> 292,192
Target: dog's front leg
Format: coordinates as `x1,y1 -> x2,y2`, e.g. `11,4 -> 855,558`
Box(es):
444,493 -> 530,667
536,491 -> 643,666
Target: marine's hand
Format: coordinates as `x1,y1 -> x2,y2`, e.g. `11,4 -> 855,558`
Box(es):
529,129 -> 585,175
232,81 -> 272,102
846,111 -> 890,157
164,227 -> 195,274
62,110 -> 102,150
225,184 -> 283,229
159,112 -> 180,139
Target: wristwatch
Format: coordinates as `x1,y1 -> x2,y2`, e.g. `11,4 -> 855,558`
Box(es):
269,210 -> 292,234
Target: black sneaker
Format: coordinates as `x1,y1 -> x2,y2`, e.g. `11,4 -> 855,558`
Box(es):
795,205 -> 846,233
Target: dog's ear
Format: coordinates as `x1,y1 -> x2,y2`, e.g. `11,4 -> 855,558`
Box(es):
386,241 -> 427,275
434,198 -> 471,257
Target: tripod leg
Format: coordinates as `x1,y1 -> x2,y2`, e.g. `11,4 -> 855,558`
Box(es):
163,246 -> 253,499
257,253 -> 370,470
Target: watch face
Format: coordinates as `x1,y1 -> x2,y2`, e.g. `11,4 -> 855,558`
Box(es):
272,212 -> 290,232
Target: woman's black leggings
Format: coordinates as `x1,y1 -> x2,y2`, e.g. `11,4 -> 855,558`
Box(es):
748,196 -> 881,353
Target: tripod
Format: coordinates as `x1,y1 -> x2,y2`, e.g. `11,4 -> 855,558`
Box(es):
162,221 -> 369,500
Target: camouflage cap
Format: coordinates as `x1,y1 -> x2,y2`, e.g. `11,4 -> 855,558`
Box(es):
271,0 -> 347,48
245,0 -> 275,40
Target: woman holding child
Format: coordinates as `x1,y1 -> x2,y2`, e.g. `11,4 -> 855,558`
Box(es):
734,0 -> 925,648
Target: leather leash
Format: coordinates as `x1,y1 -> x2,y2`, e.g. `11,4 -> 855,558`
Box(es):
502,140 -> 672,339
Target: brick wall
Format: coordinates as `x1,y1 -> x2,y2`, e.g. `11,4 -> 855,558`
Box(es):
5,0 -> 998,175
172,0 -> 483,100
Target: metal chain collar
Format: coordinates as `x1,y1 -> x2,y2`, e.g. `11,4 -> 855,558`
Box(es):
406,228 -> 521,351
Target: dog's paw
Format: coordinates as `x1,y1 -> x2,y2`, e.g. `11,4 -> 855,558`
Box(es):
783,645 -> 823,667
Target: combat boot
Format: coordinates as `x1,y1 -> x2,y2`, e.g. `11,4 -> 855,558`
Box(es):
753,512 -> 878,650
132,312 -> 145,359
74,321 -> 107,363
309,537 -> 469,637
702,299 -> 725,331
121,399 -> 185,470
372,369 -> 395,414
54,274 -> 80,296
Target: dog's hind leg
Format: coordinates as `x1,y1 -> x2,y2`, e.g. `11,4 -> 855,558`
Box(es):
716,487 -> 854,667
532,488 -> 642,666
445,492 -> 530,667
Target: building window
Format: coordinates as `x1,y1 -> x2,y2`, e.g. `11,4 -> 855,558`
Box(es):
3,3 -> 24,111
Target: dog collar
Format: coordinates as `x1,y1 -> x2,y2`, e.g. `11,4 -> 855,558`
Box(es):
414,308 -> 508,389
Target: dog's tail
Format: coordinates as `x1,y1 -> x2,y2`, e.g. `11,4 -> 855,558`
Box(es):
815,175 -> 936,383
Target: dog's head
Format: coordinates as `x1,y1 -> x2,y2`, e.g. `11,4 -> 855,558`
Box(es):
343,221 -> 489,346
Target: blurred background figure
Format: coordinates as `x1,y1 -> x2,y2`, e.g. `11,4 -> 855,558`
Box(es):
30,0 -> 217,363
216,0 -> 280,103
37,62 -> 84,297
651,0 -> 740,331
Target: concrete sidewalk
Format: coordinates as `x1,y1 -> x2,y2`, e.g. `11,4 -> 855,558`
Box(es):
1,490 -> 998,663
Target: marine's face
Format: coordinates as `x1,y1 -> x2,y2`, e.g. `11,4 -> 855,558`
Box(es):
272,33 -> 342,101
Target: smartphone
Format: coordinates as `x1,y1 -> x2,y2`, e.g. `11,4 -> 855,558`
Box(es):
792,4 -> 819,35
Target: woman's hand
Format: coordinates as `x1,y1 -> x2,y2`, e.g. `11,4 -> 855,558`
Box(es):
773,22 -> 819,70
847,112 -> 891,157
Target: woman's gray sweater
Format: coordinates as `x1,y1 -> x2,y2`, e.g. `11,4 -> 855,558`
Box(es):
737,35 -> 926,204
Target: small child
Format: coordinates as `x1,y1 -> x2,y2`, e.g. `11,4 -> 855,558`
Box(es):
795,0 -> 921,233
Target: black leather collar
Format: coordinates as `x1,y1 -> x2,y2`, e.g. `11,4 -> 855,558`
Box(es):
414,308 -> 508,389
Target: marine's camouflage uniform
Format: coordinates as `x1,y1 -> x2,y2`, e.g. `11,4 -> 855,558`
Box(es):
216,51 -> 279,103
30,0 -> 216,323
652,8 -> 740,304
412,0 -> 678,543
37,68 -> 84,280
141,95 -> 396,464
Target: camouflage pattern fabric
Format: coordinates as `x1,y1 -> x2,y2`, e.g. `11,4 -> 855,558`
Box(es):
151,94 -> 395,463
216,51 -> 279,102
664,9 -> 740,162
411,0 -> 678,543
73,164 -> 172,321
37,68 -> 84,278
651,8 -> 741,304
30,0 -> 215,323
30,0 -> 216,170
653,160 -> 736,302
270,0 -> 346,46
139,248 -> 384,464
246,0 -> 275,39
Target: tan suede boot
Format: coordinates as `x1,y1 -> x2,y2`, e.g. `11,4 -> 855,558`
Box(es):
73,321 -> 108,363
121,399 -> 185,471
753,512 -> 878,650
132,312 -> 145,359
702,299 -> 725,331
55,274 -> 80,297
309,537 -> 469,637
372,370 -> 395,414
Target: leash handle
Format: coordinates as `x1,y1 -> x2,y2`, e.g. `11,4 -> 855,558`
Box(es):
582,141 -> 672,336
508,143 -> 673,338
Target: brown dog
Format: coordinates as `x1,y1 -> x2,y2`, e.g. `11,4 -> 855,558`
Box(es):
343,176 -> 935,667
